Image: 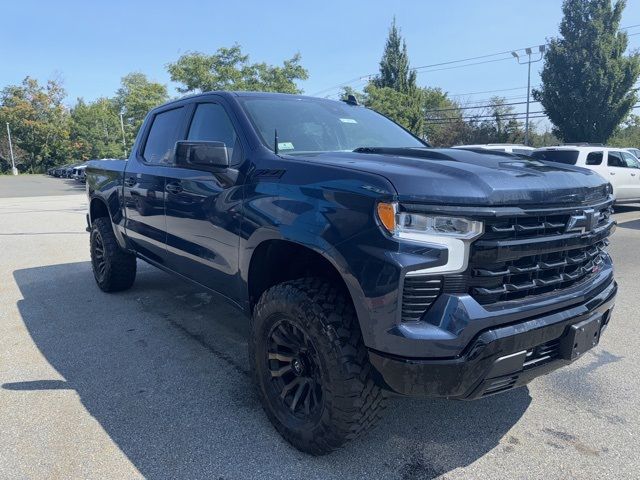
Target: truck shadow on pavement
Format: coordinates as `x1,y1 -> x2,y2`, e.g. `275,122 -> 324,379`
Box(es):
11,261 -> 531,480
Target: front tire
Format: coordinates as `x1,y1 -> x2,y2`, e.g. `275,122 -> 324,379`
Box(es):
249,278 -> 386,455
90,217 -> 137,292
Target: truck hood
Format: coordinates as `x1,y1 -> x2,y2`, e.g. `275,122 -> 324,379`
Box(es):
290,147 -> 610,206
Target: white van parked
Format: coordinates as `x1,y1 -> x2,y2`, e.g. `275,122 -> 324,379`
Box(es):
453,144 -> 535,156
532,146 -> 640,204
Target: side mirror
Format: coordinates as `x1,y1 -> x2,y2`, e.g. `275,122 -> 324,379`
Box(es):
174,141 -> 229,169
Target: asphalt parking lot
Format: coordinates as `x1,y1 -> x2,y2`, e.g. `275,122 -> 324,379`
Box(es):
1,174 -> 640,480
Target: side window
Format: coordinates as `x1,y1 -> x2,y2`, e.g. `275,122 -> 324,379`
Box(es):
607,151 -> 624,168
143,107 -> 185,164
585,151 -> 603,165
187,103 -> 242,165
623,152 -> 640,168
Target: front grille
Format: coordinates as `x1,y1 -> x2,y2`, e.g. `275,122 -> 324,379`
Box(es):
470,240 -> 609,304
401,276 -> 442,322
469,203 -> 614,305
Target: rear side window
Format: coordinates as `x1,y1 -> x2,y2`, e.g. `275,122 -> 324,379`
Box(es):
607,151 -> 625,167
143,107 -> 185,164
187,103 -> 242,164
531,150 -> 579,165
623,152 -> 640,168
585,151 -> 603,165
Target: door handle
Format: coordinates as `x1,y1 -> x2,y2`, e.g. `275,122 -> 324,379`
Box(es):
632,173 -> 637,176
610,172 -> 616,175
165,182 -> 183,194
124,176 -> 137,187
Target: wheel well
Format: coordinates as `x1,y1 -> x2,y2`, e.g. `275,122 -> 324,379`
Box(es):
90,198 -> 110,223
248,240 -> 351,312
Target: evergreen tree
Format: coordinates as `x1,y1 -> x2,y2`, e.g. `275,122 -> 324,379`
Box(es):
372,18 -> 417,93
534,0 -> 640,143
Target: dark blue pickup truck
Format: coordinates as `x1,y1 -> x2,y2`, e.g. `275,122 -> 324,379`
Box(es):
86,91 -> 617,454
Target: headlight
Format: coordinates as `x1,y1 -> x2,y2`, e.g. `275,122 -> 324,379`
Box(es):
396,213 -> 483,239
376,202 -> 484,274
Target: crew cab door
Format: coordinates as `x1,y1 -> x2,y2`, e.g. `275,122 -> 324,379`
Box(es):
163,100 -> 245,299
123,105 -> 188,263
606,150 -> 635,200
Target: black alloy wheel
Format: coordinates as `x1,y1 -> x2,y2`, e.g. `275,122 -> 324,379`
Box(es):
267,318 -> 324,419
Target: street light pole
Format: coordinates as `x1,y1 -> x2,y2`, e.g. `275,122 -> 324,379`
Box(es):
512,45 -> 545,146
6,122 -> 17,176
119,112 -> 127,159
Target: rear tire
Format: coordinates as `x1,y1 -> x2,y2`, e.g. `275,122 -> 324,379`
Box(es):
90,217 -> 136,292
249,278 -> 386,455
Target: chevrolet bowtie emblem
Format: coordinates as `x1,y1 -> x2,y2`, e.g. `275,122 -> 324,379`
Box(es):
565,209 -> 597,233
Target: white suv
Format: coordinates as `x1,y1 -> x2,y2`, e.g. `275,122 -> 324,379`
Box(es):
453,144 -> 535,156
532,146 -> 640,204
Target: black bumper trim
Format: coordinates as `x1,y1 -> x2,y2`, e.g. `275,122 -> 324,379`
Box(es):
368,279 -> 617,399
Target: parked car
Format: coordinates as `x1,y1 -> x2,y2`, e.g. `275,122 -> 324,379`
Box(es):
532,145 -> 640,204
453,143 -> 535,156
71,164 -> 87,182
86,91 -> 616,454
65,164 -> 81,178
51,163 -> 73,177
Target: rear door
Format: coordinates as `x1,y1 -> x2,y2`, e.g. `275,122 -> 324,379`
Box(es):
605,150 -> 634,200
163,98 -> 245,299
123,105 -> 188,263
622,152 -> 640,199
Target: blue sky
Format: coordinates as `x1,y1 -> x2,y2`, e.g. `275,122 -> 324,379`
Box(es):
1,0 -> 639,119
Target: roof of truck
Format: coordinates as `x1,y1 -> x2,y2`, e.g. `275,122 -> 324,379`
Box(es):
156,90 -> 352,109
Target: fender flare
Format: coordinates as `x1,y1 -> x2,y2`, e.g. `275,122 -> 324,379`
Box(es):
241,227 -> 371,332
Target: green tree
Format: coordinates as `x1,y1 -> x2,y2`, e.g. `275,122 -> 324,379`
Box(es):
609,114 -> 640,147
423,88 -> 466,146
357,19 -> 426,138
167,44 -> 308,94
364,85 -> 425,136
0,77 -> 71,172
372,18 -> 417,93
70,98 -> 124,160
533,0 -> 640,143
115,73 -> 168,146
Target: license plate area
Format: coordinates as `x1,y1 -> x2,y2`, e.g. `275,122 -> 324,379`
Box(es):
560,315 -> 603,361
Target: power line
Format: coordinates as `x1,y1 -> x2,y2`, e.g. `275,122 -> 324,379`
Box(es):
313,25 -> 640,97
449,86 -> 531,97
415,56 -> 514,74
426,110 -> 547,122
410,45 -> 544,71
311,43 -> 548,96
426,102 -> 640,124
427,100 -> 541,113
424,114 -> 548,125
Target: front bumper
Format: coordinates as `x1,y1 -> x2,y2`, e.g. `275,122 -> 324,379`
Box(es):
369,277 -> 616,398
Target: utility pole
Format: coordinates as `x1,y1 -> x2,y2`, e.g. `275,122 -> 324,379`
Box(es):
119,112 -> 128,159
6,122 -> 18,175
511,45 -> 545,146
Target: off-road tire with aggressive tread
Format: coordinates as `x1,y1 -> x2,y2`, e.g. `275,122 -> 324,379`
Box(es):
249,277 -> 387,455
90,217 -> 137,292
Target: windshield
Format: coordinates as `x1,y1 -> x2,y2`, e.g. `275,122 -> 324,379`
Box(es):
531,150 -> 579,165
239,96 -> 425,154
